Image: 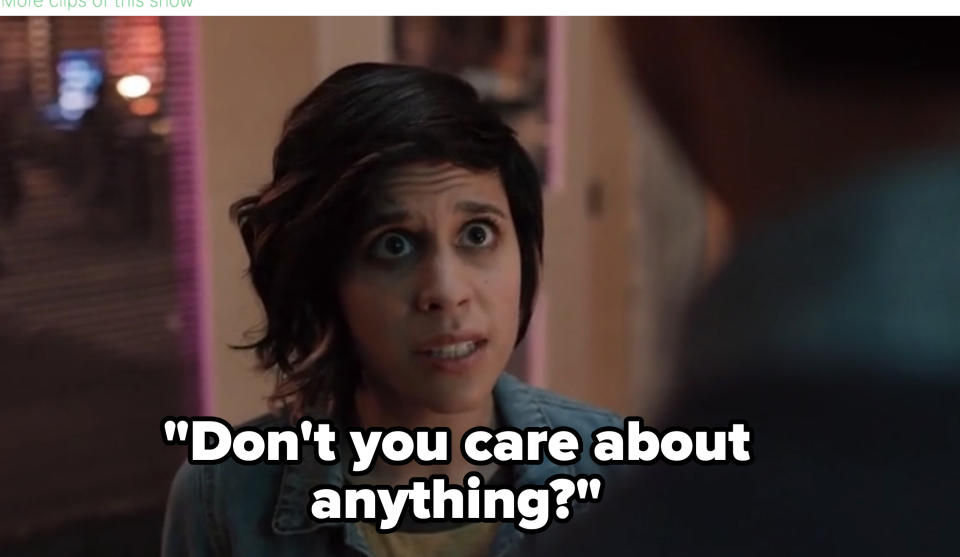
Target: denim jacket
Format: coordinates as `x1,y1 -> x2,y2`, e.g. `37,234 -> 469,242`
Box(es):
162,373 -> 621,557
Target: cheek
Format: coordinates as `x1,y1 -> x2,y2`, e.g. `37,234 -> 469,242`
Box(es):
484,246 -> 523,332
493,269 -> 522,314
339,276 -> 407,356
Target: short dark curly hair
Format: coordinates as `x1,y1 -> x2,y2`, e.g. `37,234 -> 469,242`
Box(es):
230,63 -> 543,418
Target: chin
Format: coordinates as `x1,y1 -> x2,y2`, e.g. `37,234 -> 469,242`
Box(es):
414,381 -> 497,415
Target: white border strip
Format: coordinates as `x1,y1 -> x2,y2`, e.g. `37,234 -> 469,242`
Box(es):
3,2 -> 960,16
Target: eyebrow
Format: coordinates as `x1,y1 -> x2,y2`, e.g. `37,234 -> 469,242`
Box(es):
454,200 -> 508,220
360,201 -> 508,233
361,209 -> 409,232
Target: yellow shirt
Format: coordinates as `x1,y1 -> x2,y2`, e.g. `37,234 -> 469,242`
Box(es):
358,521 -> 500,557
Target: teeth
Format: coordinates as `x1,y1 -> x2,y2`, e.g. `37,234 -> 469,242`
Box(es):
427,341 -> 478,359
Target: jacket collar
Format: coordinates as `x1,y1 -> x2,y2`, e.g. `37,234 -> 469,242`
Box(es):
271,372 -> 569,535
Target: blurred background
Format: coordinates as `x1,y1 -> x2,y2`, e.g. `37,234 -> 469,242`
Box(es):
0,16 -> 726,554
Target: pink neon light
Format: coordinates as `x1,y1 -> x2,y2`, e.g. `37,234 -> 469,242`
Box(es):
524,16 -> 568,388
168,17 -> 213,414
546,16 -> 567,195
188,17 -> 213,415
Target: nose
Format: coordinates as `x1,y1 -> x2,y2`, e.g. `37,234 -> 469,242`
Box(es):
414,246 -> 471,314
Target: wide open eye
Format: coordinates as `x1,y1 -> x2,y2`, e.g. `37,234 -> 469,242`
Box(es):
458,221 -> 497,248
370,231 -> 415,260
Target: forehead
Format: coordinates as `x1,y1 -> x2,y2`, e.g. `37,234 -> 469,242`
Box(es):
372,163 -> 506,208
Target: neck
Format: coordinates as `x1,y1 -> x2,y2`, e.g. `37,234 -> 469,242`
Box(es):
352,382 -> 498,486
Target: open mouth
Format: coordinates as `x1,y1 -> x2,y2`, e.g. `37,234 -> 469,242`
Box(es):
418,339 -> 488,360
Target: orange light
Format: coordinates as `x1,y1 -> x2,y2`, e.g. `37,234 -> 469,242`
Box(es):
130,96 -> 159,116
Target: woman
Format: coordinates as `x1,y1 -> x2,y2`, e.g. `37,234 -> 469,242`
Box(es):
163,63 -> 619,557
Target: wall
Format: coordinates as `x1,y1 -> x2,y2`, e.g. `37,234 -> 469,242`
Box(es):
198,17 -> 391,424
198,17 -> 316,424
541,18 -> 705,418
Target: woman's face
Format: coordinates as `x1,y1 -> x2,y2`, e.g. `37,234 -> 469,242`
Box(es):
339,163 -> 522,415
